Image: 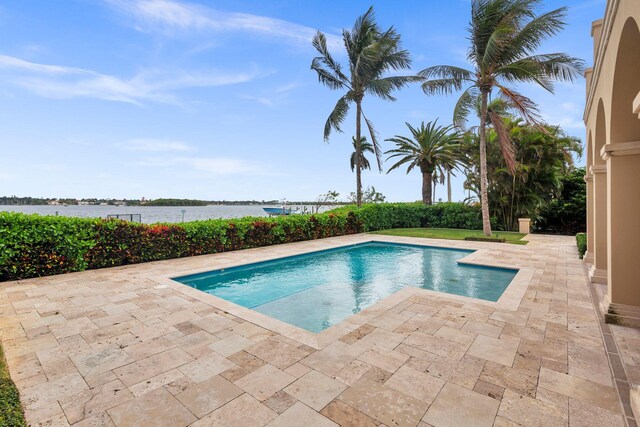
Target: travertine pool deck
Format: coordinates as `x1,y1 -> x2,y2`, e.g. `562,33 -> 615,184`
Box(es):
0,234 -> 637,426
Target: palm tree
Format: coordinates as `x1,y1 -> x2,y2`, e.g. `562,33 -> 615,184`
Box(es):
311,7 -> 419,206
419,0 -> 584,235
350,137 -> 373,172
432,169 -> 444,203
385,121 -> 462,205
445,166 -> 454,202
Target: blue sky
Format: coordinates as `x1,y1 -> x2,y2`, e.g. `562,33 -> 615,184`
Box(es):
0,0 -> 604,202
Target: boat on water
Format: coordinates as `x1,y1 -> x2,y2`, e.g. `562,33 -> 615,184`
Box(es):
263,199 -> 302,216
263,206 -> 299,216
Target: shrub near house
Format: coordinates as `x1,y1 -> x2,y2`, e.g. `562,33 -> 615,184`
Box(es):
0,202 -> 484,281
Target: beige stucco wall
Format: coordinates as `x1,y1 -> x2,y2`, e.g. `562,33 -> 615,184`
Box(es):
584,0 -> 640,310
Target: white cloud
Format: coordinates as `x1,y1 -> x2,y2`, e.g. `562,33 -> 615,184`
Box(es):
407,110 -> 428,120
239,94 -> 274,107
0,54 -> 89,75
117,138 -> 193,152
0,54 -> 260,104
188,157 -> 256,175
560,102 -> 578,112
136,156 -> 262,175
273,82 -> 300,94
239,80 -> 300,107
546,115 -> 585,130
105,0 -> 342,50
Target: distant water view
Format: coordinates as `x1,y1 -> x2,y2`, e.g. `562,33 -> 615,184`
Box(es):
0,205 -> 330,224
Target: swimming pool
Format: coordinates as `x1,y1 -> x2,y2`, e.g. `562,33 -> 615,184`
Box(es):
174,242 -> 517,333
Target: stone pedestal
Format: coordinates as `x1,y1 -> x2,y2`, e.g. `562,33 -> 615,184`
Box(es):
518,218 -> 531,234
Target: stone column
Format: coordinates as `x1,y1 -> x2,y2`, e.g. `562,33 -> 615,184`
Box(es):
584,172 -> 594,263
589,164 -> 607,283
603,142 -> 640,312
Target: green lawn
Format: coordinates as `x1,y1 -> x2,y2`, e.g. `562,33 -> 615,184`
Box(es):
369,228 -> 529,245
0,344 -> 26,427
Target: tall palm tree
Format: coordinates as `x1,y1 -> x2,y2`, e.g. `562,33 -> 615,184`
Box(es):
445,166 -> 454,202
419,0 -> 584,235
432,169 -> 444,203
311,7 -> 419,206
386,121 -> 461,205
350,136 -> 374,172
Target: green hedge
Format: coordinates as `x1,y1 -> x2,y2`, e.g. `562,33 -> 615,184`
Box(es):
576,232 -> 587,259
330,202 -> 485,231
0,202 -> 483,281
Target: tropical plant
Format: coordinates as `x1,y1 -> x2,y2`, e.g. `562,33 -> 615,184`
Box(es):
535,167 -> 586,234
463,118 -> 582,231
419,0 -> 584,235
385,121 -> 462,205
311,6 -> 419,206
350,137 -> 374,172
348,186 -> 386,204
313,190 -> 340,214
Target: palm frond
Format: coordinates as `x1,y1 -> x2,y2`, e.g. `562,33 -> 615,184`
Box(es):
496,85 -> 541,124
323,95 -> 351,141
488,110 -> 517,174
422,78 -> 469,96
385,120 -> 463,176
481,24 -> 515,69
419,65 -> 474,81
311,58 -> 348,90
386,154 -> 418,174
453,86 -> 480,130
312,31 -> 349,84
366,75 -> 421,100
524,53 -> 585,82
501,7 -> 568,62
495,59 -> 554,91
361,110 -> 383,172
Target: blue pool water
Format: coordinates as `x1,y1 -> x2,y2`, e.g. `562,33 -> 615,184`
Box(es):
174,242 -> 517,333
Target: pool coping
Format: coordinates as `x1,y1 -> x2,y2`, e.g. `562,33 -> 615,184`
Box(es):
154,234 -> 534,349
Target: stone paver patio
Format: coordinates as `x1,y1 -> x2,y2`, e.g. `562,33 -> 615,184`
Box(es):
0,233 -> 637,426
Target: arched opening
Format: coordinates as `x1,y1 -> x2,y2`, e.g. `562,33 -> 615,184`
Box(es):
594,99 -> 607,163
611,18 -> 640,143
591,98 -> 608,282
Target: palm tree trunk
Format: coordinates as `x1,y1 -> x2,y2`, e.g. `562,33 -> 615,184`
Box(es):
479,90 -> 492,236
422,172 -> 432,205
447,170 -> 452,202
355,101 -> 363,207
433,179 -> 436,203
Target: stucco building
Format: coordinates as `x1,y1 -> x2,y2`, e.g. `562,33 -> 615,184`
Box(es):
584,0 -> 640,327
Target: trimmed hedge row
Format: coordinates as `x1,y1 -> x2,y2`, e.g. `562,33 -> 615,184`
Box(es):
0,202 -> 483,281
329,202 -> 485,231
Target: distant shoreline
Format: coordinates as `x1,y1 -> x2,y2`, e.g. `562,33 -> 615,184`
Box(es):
0,204 -> 343,223
0,202 -> 345,207
0,198 -> 345,207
